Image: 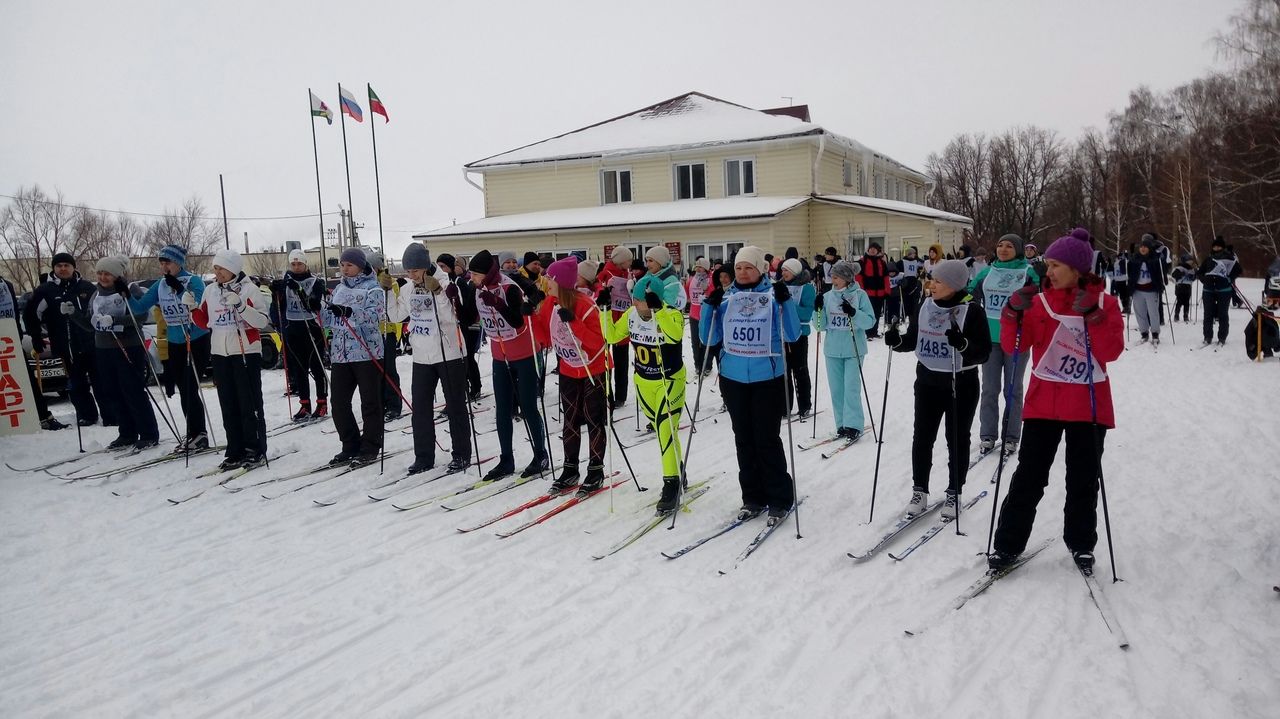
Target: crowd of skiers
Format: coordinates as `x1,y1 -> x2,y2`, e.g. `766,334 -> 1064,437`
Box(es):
9,228 -> 1279,572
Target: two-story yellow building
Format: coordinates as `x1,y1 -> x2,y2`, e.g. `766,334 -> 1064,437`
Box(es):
415,92 -> 971,268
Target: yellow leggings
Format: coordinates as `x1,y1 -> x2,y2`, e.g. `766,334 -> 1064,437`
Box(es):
634,370 -> 686,477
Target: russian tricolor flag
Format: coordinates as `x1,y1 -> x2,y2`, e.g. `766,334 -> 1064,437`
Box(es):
339,86 -> 363,123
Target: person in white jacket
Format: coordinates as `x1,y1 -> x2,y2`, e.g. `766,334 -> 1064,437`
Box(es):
189,249 -> 271,471
388,243 -> 472,475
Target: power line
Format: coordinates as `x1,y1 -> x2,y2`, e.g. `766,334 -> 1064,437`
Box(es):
0,192 -> 342,222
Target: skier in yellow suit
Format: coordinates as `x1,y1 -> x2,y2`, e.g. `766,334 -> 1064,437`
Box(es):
600,273 -> 687,514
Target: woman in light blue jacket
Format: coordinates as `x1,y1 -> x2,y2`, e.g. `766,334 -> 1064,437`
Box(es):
700,245 -> 801,524
817,260 -> 877,440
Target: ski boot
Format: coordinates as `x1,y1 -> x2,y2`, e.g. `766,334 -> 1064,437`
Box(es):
293,401 -> 312,422
521,453 -> 551,479
1072,551 -> 1095,576
445,457 -> 470,474
406,458 -> 434,475
483,459 -> 514,482
838,426 -> 863,441
1002,440 -> 1018,458
577,465 -> 605,497
218,456 -> 243,472
350,451 -> 379,468
766,506 -> 790,527
312,398 -> 329,418
655,476 -> 681,515
941,490 -> 959,520
241,453 -> 266,470
329,449 -> 358,467
978,438 -> 996,455
550,463 -> 580,493
736,504 -> 765,522
107,436 -> 135,450
40,416 -> 69,431
987,549 -> 1019,572
904,487 -> 928,518
132,438 -> 159,452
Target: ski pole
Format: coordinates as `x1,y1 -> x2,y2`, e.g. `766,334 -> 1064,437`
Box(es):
1082,314 -> 1119,583
123,308 -> 183,443
442,292 -> 486,477
849,302 -> 879,443
332,308 -> 409,475
986,315 -> 1022,555
867,322 -> 895,524
62,315 -> 84,453
226,285 -> 269,470
1161,282 -> 1176,345
811,326 -> 821,440
673,302 -> 719,529
526,315 -> 556,470
775,299 -> 802,539
948,317 -> 963,536
108,330 -> 181,443
563,306 -> 642,493
481,285 -> 549,480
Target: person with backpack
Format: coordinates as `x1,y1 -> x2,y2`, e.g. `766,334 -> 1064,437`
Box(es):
1198,235 -> 1244,347
988,230 -> 1124,575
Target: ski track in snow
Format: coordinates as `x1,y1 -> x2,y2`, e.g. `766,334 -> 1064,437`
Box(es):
1,280 -> 1278,718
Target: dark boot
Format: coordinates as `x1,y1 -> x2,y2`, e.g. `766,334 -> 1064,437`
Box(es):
656,476 -> 681,514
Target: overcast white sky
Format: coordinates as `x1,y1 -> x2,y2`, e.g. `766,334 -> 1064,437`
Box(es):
0,0 -> 1239,259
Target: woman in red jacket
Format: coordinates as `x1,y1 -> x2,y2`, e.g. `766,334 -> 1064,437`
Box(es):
988,230 -> 1124,574
534,256 -> 611,497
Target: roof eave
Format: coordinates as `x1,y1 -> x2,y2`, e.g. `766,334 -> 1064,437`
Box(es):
467,128 -> 825,170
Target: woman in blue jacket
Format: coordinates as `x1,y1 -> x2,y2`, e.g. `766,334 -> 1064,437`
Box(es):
701,245 -> 801,524
816,260 -> 876,440
780,258 -> 816,419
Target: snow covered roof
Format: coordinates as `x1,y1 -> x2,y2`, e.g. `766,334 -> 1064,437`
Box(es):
414,196 -> 808,239
467,92 -> 927,180
816,195 -> 972,225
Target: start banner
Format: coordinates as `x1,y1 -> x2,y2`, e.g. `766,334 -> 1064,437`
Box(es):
0,317 -> 39,436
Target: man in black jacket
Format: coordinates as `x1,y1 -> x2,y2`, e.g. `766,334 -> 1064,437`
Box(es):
1198,236 -> 1244,346
22,252 -> 108,427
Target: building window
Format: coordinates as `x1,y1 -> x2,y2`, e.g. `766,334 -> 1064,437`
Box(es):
872,172 -> 883,198
725,158 -> 755,196
906,184 -> 916,204
687,242 -> 744,267
601,169 -> 632,205
842,160 -> 853,187
674,163 -> 706,200
848,234 -> 886,258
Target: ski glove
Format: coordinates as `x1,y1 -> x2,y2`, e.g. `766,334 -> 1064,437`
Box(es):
1005,285 -> 1038,314
772,280 -> 791,304
31,337 -> 45,354
444,283 -> 459,302
113,277 -> 129,296
478,290 -> 504,309
595,286 -> 612,309
223,292 -> 242,310
420,276 -> 442,293
181,292 -> 197,309
814,293 -> 824,311
644,290 -> 663,310
329,304 -> 353,318
945,326 -> 968,350
163,274 -> 184,292
92,314 -> 114,331
840,298 -> 856,317
557,307 -> 574,323
884,327 -> 902,347
705,286 -> 726,308
1072,280 -> 1106,325
520,302 -> 535,316
60,301 -> 75,316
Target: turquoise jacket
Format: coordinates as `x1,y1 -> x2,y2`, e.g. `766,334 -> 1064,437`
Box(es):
967,257 -> 1041,340
817,285 -> 876,359
788,275 -> 816,337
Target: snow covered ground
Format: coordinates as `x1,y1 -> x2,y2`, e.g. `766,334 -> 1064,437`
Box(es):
2,279 -> 1278,719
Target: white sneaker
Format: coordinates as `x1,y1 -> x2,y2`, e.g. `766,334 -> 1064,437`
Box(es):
979,438 -> 996,454
905,488 -> 928,517
941,491 -> 959,520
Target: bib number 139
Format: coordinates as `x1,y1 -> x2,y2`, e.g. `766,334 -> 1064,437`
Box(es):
1057,354 -> 1089,380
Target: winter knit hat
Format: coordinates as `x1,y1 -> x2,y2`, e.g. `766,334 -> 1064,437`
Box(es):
436,253 -> 457,271
630,258 -> 645,272
367,251 -> 386,272
1044,230 -> 1095,275
1211,235 -> 1226,249
51,251 -> 76,268
832,260 -> 859,284
694,257 -> 710,271
610,246 -> 633,266
930,259 -> 969,293
645,245 -> 672,267
158,244 -> 187,268
522,251 -> 540,268
288,249 -> 307,265
339,247 -> 367,268
997,233 -> 1025,251
468,250 -> 495,274
782,258 -> 803,277
824,246 -> 838,256
402,243 -> 432,271
577,259 -> 599,284
94,255 -> 128,280
785,246 -> 799,260
545,256 -> 578,289
212,248 -> 244,276
498,250 -> 518,268
733,245 -> 769,274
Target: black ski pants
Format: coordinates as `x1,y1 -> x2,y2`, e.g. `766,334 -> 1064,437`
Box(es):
463,327 -> 482,396
96,344 -> 158,444
381,332 -> 403,416
911,369 -> 979,494
492,355 -> 546,465
721,375 -> 793,512
1203,291 -> 1232,343
165,333 -> 208,438
610,343 -> 629,404
994,419 -> 1106,556
210,352 -> 266,459
285,320 -> 327,402
332,360 -> 384,456
784,334 -> 811,415
411,359 -> 471,466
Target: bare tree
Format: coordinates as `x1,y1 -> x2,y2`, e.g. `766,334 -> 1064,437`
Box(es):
0,186 -> 78,291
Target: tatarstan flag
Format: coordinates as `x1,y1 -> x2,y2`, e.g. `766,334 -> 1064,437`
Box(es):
369,85 -> 388,122
310,91 -> 333,125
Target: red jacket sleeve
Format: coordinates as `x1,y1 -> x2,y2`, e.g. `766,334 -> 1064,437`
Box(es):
191,300 -> 211,330
532,299 -> 553,350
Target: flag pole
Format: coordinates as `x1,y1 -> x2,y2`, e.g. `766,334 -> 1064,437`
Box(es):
338,82 -> 355,248
309,89 -> 327,274
368,83 -> 386,258
219,174 -> 230,250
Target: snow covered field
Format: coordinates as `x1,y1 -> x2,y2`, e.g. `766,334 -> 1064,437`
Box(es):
2,279 -> 1278,719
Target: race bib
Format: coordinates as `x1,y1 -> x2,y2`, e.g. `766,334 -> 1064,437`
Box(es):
723,291 -> 775,357
1138,262 -> 1151,284
1032,294 -> 1107,384
982,266 -> 1029,320
914,298 -> 969,373
1205,258 -> 1235,279
549,312 -> 584,368
407,294 -> 438,337
627,311 -> 667,379
158,278 -> 191,325
608,276 -> 631,313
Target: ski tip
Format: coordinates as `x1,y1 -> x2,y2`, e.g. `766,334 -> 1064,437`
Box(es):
903,629 -> 917,637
